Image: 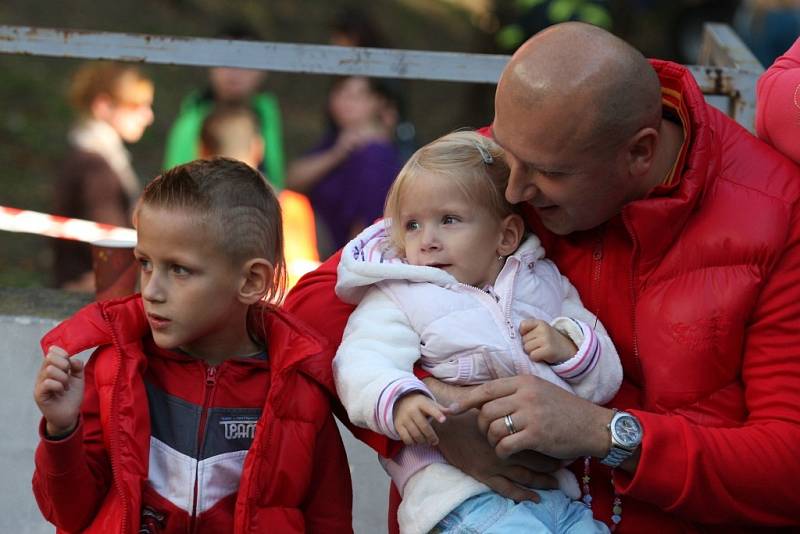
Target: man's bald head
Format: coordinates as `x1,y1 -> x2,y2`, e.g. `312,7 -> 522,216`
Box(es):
498,22 -> 661,150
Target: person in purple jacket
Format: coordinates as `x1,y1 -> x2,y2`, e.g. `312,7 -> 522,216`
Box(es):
287,76 -> 402,258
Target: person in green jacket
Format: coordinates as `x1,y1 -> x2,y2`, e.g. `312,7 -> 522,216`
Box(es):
163,24 -> 285,188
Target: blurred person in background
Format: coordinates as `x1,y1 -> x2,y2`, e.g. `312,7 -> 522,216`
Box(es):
756,35 -> 800,163
199,104 -> 319,289
329,7 -> 417,162
736,0 -> 800,67
53,61 -> 153,292
163,22 -> 286,189
286,76 -> 401,259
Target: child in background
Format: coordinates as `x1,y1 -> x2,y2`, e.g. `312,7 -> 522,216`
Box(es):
286,76 -> 402,258
333,131 -> 621,534
198,104 -> 320,289
33,158 -> 352,533
756,35 -> 800,164
164,22 -> 286,189
54,61 -> 154,292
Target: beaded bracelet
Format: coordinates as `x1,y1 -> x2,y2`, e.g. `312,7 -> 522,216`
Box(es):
582,456 -> 622,531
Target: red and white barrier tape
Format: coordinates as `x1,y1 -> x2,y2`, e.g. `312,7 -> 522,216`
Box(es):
0,205 -> 320,284
0,205 -> 136,243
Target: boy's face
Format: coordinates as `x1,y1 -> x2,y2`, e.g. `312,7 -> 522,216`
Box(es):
134,205 -> 254,361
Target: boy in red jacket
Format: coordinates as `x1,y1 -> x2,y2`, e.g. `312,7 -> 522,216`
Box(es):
32,157 -> 352,533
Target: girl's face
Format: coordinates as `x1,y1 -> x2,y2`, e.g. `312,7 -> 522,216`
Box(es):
398,174 -> 515,288
328,77 -> 382,129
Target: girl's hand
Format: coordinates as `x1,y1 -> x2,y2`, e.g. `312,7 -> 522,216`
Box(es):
394,392 -> 446,446
33,345 -> 84,437
521,319 -> 577,364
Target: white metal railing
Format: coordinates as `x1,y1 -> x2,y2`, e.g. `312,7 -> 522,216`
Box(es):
0,23 -> 763,130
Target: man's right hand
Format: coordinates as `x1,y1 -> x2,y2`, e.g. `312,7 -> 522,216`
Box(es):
33,345 -> 84,437
431,397 -> 561,502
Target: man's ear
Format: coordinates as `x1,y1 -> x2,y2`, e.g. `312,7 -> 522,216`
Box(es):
497,213 -> 525,257
626,126 -> 658,178
239,258 -> 274,305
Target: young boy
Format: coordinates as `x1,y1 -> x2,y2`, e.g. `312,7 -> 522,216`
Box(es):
32,158 -> 352,533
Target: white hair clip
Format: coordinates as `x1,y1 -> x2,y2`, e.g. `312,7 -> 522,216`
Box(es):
475,142 -> 494,164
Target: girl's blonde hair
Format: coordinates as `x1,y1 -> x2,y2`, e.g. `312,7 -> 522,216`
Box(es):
384,130 -> 516,252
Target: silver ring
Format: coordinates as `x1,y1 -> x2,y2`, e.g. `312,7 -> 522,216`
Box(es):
504,414 -> 517,435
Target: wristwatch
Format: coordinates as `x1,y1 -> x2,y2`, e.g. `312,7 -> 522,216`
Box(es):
600,409 -> 642,468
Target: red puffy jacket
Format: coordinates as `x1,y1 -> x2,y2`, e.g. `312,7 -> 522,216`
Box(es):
284,59 -> 800,532
33,295 -> 353,533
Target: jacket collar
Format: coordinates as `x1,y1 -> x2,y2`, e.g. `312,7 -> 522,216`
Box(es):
40,295 -> 337,398
618,59 -> 717,272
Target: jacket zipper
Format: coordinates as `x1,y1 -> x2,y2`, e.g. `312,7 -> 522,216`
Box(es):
457,259 -> 526,374
622,213 -> 645,390
591,231 -> 604,329
190,365 -> 218,534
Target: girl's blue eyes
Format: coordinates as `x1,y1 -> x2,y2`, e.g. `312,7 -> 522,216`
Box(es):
404,216 -> 458,230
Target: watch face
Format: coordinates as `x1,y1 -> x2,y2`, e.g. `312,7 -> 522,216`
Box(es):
613,415 -> 642,448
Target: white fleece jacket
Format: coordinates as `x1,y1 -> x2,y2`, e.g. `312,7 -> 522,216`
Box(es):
334,221 -> 622,534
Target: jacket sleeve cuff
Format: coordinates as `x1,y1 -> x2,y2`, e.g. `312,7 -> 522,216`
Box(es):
375,378 -> 433,440
550,317 -> 600,382
36,416 -> 87,477
613,410 -> 689,509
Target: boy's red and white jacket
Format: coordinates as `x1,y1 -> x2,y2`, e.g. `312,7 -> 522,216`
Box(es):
32,295 -> 352,534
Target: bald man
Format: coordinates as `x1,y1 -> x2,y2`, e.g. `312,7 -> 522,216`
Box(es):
285,22 -> 800,533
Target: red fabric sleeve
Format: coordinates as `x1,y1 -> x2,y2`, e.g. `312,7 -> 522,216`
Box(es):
32,354 -> 112,532
283,251 -> 402,458
617,194 -> 800,526
303,412 -> 354,533
756,36 -> 800,163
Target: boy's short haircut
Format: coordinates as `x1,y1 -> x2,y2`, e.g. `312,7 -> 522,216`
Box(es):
384,130 -> 516,252
200,104 -> 260,158
137,157 -> 286,302
69,61 -> 153,115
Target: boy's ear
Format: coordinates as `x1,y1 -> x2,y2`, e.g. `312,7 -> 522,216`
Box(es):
497,214 -> 525,257
239,258 -> 274,305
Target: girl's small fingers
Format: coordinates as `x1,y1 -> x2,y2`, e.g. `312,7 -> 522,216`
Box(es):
419,422 -> 439,445
422,403 -> 446,424
406,422 -> 426,445
397,425 -> 413,446
410,411 -> 440,445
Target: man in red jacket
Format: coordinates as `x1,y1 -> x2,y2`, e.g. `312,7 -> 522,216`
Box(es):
285,22 -> 800,532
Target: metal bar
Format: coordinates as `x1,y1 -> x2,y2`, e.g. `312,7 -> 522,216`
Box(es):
686,64 -> 761,132
0,25 -> 761,131
0,25 -> 508,84
698,22 -> 764,73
